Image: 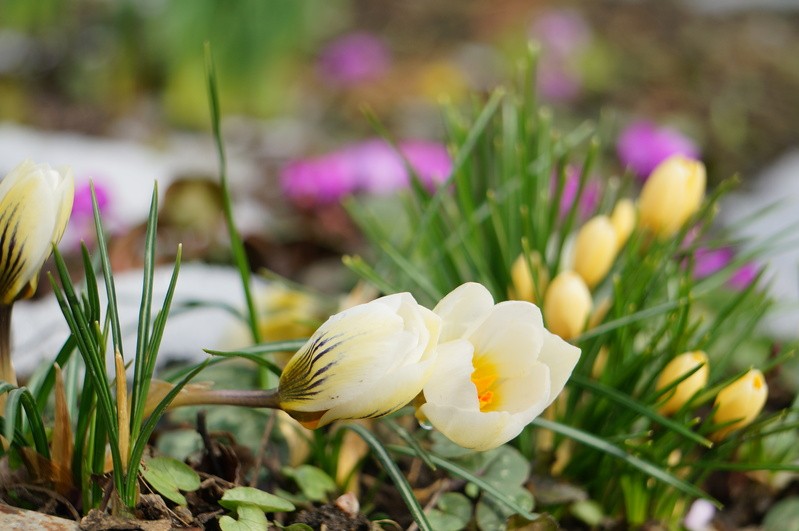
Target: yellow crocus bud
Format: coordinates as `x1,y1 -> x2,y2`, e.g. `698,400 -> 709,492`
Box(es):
543,271 -> 592,340
573,216 -> 617,289
638,155 -> 706,238
508,251 -> 548,303
656,351 -> 709,415
0,160 -> 74,304
711,369 -> 768,441
610,198 -> 636,251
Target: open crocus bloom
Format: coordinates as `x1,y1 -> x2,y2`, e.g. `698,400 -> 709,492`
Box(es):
0,160 -> 74,304
278,292 -> 440,429
420,283 -> 581,451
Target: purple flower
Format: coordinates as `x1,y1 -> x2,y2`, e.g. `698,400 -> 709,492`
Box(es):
617,121 -> 700,180
72,180 -> 110,219
691,246 -> 758,290
280,140 -> 452,207
529,10 -> 591,102
555,166 -> 600,221
318,32 -> 390,86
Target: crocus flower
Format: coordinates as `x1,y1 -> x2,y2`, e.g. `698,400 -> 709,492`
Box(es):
318,32 -> 390,86
280,140 -> 452,207
556,166 -> 600,221
656,351 -> 709,415
692,246 -> 758,291
0,160 -> 74,305
711,369 -> 768,440
543,271 -> 592,340
529,9 -> 591,102
419,283 -> 580,451
61,179 -> 111,249
277,292 -> 440,429
617,121 -> 700,180
572,215 -> 618,289
638,155 -> 706,238
610,199 -> 636,251
508,251 -> 548,304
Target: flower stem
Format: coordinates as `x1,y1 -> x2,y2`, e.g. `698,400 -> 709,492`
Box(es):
0,304 -> 14,411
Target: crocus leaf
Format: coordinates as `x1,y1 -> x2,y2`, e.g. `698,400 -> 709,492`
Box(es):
219,504 -> 269,531
141,456 -> 201,506
283,465 -> 337,502
219,486 -> 295,513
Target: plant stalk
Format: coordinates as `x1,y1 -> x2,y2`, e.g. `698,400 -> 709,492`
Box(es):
0,304 -> 15,410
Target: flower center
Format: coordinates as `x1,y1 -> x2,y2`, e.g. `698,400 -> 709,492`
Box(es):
471,356 -> 499,412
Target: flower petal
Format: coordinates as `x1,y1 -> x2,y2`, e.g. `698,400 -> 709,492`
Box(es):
467,301 -> 544,376
538,330 -> 581,408
433,282 -> 494,342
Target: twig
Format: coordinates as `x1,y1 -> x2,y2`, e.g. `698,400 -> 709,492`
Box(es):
249,411 -> 276,487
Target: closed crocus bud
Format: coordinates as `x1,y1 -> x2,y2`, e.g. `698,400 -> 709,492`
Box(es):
420,283 -> 580,451
0,160 -> 74,304
610,198 -> 636,251
656,351 -> 709,415
712,369 -> 768,440
508,251 -> 548,303
278,292 -> 440,429
573,215 -> 617,289
638,155 -> 706,238
543,271 -> 592,340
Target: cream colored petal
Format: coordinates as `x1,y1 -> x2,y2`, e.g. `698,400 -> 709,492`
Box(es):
467,301 -> 544,376
51,167 -> 75,245
0,175 -> 58,304
537,330 -> 581,408
317,357 -> 436,427
422,340 -> 479,410
433,282 -> 494,342
493,363 -> 551,414
421,403 -> 543,452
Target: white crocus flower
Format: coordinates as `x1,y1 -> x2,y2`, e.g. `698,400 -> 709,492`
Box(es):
420,282 -> 581,451
0,160 -> 74,305
278,292 -> 440,429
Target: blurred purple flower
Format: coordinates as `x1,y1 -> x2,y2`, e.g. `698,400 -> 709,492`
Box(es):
280,140 -> 452,207
729,262 -> 758,290
72,180 -> 110,219
617,121 -> 700,180
555,166 -> 600,220
62,179 -> 112,250
692,246 -> 757,290
529,9 -> 591,102
530,9 -> 591,57
318,32 -> 390,86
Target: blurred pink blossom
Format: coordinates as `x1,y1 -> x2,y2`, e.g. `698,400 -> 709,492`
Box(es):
617,121 -> 700,180
62,179 -> 112,249
318,32 -> 390,86
529,9 -> 591,102
280,140 -> 452,207
692,246 -> 757,290
555,166 -> 600,221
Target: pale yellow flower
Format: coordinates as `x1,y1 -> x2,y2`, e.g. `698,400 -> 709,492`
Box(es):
543,271 -> 592,340
610,198 -> 636,251
573,215 -> 617,289
278,292 -> 440,429
711,369 -> 768,440
420,283 -> 580,451
656,351 -> 709,415
0,160 -> 74,304
508,251 -> 548,303
638,155 -> 705,238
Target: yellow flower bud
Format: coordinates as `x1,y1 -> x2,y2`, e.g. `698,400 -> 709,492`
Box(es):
0,160 -> 74,304
543,271 -> 592,340
573,216 -> 617,289
610,198 -> 636,251
711,369 -> 768,440
638,155 -> 706,238
656,351 -> 709,415
508,251 -> 548,303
